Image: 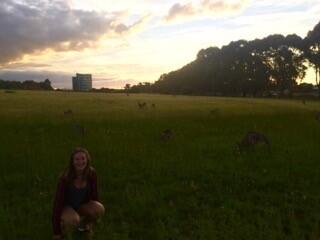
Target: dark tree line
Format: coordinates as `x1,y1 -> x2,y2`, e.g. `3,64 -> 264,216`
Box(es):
129,21 -> 320,97
0,79 -> 53,90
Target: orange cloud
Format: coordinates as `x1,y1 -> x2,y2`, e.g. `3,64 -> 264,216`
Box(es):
165,0 -> 251,22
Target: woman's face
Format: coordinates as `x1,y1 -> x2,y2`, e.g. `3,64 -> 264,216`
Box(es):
73,152 -> 88,173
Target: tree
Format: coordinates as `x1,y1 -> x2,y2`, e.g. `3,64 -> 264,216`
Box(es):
124,83 -> 131,94
305,21 -> 320,97
268,45 -> 306,95
40,78 -> 53,90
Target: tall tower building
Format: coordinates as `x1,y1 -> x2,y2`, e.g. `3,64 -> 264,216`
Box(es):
72,73 -> 92,91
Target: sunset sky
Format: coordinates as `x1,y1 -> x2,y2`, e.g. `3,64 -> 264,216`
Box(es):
0,0 -> 319,89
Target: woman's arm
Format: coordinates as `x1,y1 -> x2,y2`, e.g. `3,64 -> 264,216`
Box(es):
52,176 -> 66,236
90,168 -> 99,201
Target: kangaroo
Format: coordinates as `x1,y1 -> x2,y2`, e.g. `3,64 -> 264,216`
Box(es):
64,109 -> 73,116
161,129 -> 173,141
236,131 -> 270,153
137,101 -> 147,109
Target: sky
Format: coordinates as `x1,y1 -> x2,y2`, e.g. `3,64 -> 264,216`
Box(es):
0,0 -> 319,89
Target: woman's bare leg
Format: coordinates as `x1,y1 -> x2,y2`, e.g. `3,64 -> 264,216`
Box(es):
60,207 -> 81,237
78,201 -> 105,229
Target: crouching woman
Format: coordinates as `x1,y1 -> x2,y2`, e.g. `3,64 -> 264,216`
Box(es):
52,147 -> 105,239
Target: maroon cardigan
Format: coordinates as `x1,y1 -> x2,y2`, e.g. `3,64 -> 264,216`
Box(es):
52,168 -> 99,235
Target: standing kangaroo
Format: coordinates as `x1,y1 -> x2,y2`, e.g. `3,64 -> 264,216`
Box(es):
161,129 -> 174,141
236,131 -> 271,153
137,101 -> 147,109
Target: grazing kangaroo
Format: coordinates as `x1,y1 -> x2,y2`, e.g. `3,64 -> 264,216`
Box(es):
64,109 -> 73,116
137,101 -> 147,109
161,129 -> 173,141
151,103 -> 156,108
209,108 -> 219,115
4,90 -> 15,93
236,131 -> 271,153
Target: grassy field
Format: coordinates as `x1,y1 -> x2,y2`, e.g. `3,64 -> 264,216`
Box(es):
0,90 -> 320,240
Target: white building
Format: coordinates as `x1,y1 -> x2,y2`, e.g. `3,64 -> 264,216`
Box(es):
72,73 -> 92,91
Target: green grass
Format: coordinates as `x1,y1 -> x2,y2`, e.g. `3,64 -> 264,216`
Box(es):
0,90 -> 320,239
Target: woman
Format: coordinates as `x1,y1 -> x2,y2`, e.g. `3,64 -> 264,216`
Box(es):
52,147 -> 105,239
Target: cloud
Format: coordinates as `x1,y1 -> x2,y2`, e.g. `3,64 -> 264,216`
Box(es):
2,63 -> 52,69
165,0 -> 251,22
166,3 -> 197,22
0,0 -> 148,64
111,14 -> 152,35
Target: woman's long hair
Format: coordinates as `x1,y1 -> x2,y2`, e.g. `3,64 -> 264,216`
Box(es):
64,147 -> 92,185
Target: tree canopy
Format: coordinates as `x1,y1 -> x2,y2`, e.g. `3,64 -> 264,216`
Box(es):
0,79 -> 53,90
129,20 -> 320,97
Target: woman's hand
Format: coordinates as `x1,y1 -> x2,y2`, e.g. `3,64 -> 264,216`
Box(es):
52,235 -> 63,240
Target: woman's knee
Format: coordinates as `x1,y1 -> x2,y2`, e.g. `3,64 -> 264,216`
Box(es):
94,201 -> 105,216
80,201 -> 105,219
61,208 -> 81,229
